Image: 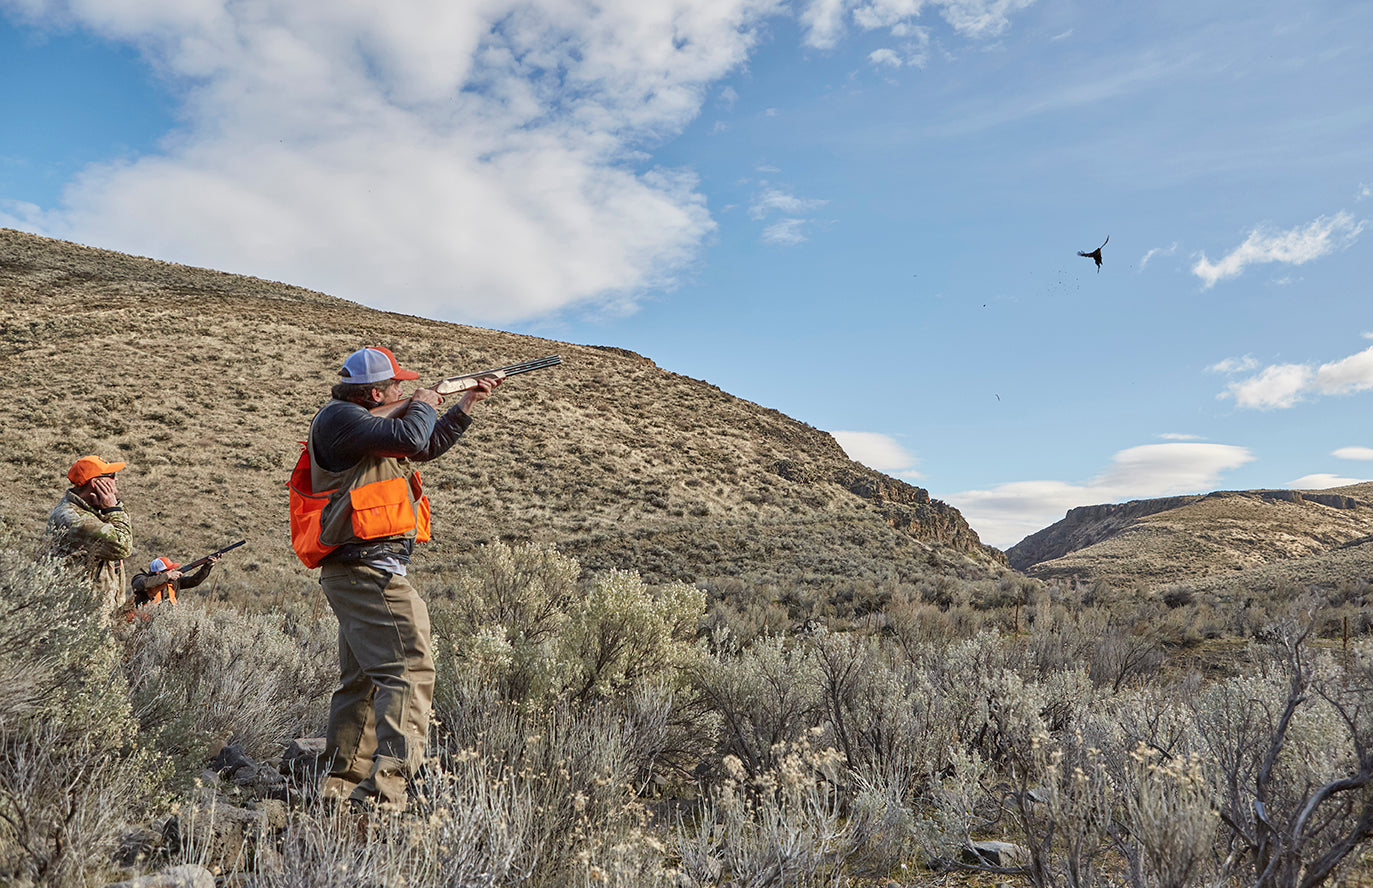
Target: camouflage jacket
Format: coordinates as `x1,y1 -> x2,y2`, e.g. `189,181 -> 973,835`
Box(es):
46,490 -> 134,618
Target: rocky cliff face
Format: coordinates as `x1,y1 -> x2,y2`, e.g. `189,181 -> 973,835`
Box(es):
833,468 -> 1006,564
1006,495 -> 1202,570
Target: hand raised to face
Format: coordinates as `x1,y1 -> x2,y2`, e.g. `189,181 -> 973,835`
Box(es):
82,475 -> 119,510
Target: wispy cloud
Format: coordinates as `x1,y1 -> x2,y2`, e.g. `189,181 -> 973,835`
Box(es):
1221,344 -> 1373,410
1333,446 -> 1373,461
945,442 -> 1254,549
1192,212 -> 1365,288
832,430 -> 923,480
1158,432 -> 1205,441
749,187 -> 827,219
1138,241 -> 1177,270
761,218 -> 812,246
1207,355 -> 1258,374
749,185 -> 827,245
800,0 -> 1033,49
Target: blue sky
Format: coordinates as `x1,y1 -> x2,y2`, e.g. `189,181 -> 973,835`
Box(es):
3,0 -> 1371,548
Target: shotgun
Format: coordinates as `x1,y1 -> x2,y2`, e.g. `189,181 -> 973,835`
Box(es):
370,355 -> 562,419
180,539 -> 246,573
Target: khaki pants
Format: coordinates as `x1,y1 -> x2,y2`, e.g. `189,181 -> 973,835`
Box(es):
319,562 -> 435,807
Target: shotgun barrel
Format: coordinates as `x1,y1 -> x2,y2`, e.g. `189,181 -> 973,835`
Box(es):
180,539 -> 246,573
369,355 -> 563,418
432,354 -> 562,395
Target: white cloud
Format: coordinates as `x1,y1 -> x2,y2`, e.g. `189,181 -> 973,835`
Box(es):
851,0 -> 923,32
832,430 -> 923,479
1,0 -> 797,324
1158,433 -> 1205,441
1192,212 -> 1365,288
1138,241 -> 1177,270
1207,355 -> 1258,374
749,187 -> 827,219
749,185 -> 827,245
799,0 -> 1033,49
799,0 -> 849,49
945,442 -> 1254,549
937,0 -> 1036,37
1220,345 -> 1373,410
1333,447 -> 1373,461
1314,346 -> 1373,396
761,218 -> 812,245
869,48 -> 903,67
1095,443 -> 1254,497
1287,473 -> 1369,489
0,198 -> 43,228
1221,363 -> 1313,409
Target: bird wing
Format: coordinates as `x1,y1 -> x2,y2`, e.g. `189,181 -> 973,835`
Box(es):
1078,236 -> 1108,257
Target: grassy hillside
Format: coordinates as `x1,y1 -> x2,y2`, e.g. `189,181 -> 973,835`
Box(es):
0,227 -> 1005,603
1008,484 -> 1373,592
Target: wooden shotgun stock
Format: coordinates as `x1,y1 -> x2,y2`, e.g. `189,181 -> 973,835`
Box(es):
369,355 -> 562,419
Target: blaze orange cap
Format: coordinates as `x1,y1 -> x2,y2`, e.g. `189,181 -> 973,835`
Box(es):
149,557 -> 180,573
68,455 -> 126,486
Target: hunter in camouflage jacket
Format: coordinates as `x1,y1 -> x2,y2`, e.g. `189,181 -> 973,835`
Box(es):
47,489 -> 134,619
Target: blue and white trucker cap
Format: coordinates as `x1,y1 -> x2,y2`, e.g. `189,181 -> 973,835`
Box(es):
339,346 -> 420,385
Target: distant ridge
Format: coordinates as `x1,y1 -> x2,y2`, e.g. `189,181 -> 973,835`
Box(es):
0,227 -> 1005,598
1007,483 -> 1373,591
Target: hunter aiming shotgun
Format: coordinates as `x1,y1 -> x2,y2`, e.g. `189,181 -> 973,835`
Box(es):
370,354 -> 562,418
180,539 -> 246,573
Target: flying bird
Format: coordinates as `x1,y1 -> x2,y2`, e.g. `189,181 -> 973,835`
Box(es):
1078,235 -> 1109,271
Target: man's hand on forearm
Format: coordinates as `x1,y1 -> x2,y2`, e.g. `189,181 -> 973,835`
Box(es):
457,376 -> 503,414
412,387 -> 442,409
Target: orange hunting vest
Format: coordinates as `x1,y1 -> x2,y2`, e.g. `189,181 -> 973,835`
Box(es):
287,418 -> 431,568
143,580 -> 178,606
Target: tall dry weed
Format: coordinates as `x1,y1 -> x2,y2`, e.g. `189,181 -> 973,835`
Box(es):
121,600 -> 336,762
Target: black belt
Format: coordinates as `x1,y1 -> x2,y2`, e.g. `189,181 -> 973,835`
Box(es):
322,539 -> 413,564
